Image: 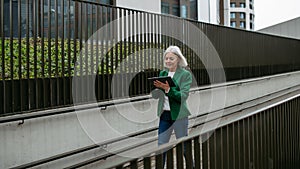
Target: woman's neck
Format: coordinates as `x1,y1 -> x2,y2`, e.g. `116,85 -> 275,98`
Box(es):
168,66 -> 177,72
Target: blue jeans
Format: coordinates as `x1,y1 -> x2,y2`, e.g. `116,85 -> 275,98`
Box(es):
158,111 -> 188,145
158,111 -> 188,167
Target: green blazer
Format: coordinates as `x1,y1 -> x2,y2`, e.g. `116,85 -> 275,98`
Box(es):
152,67 -> 192,120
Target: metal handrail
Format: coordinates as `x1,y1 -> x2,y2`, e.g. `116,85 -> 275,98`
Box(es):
2,70 -> 299,124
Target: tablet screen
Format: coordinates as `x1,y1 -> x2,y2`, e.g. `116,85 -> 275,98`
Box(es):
148,76 -> 176,87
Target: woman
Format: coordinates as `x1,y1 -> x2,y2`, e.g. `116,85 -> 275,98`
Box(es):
152,45 -> 192,159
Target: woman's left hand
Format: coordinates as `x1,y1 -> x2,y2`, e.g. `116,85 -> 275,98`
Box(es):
154,80 -> 170,92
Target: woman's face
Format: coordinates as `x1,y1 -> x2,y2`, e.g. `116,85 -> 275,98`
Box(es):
164,52 -> 179,71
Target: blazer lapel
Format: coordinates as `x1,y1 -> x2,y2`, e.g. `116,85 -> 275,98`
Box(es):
172,67 -> 182,80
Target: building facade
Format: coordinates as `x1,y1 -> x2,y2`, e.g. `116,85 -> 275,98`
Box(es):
2,0 -> 254,39
115,0 -> 255,30
115,0 -> 221,25
220,0 -> 255,30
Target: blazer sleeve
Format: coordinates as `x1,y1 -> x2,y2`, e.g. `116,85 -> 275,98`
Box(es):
166,71 -> 192,103
150,70 -> 166,99
151,88 -> 165,99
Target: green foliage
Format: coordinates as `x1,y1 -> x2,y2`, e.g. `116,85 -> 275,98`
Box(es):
0,38 -> 165,80
0,38 -> 79,80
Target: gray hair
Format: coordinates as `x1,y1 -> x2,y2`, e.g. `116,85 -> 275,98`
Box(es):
163,46 -> 188,68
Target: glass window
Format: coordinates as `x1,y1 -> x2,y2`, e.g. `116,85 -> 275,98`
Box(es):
240,3 -> 245,8
181,5 -> 187,18
90,0 -> 113,5
230,3 -> 236,7
230,21 -> 236,28
100,0 -> 112,4
250,22 -> 254,30
230,12 -> 236,19
161,2 -> 170,14
189,0 -> 197,20
240,21 -> 245,28
240,12 -> 245,19
250,4 -> 253,9
250,14 -> 254,20
172,4 -> 180,16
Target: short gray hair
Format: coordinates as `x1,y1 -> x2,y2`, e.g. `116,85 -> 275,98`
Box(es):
163,46 -> 188,68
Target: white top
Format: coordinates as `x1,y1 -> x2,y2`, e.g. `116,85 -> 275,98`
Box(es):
163,71 -> 175,111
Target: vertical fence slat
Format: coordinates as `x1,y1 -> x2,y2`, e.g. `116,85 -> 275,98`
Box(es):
131,10 -> 135,96
291,99 -> 295,168
130,159 -> 138,169
263,111 -> 268,169
61,0 -> 66,105
18,0 -> 22,112
254,113 -> 260,169
86,2 -> 91,102
104,6 -> 109,100
32,0 -> 37,110
140,12 -> 144,94
9,0 -> 14,113
249,112 -> 254,169
279,104 -> 284,168
241,119 -> 246,169
194,136 -> 201,169
245,118 -> 250,169
209,131 -> 216,169
113,7 -> 120,98
275,106 -> 279,167
78,2 -> 83,102
185,139 -> 193,169
83,2 -> 88,102
269,105 -> 275,169
26,0 -> 30,110
1,0 -> 5,114
222,125 -> 231,169
202,134 -> 209,169
294,99 -> 298,167
135,11 -> 140,95
166,147 -> 174,169
143,156 -> 151,169
176,142 -> 184,169
47,0 -> 52,107
54,0 -> 59,106
217,128 -> 223,169
286,101 -> 290,168
67,0 -> 72,105
100,5 -> 105,100
95,4 -> 100,101
233,122 -> 239,169
295,97 -> 300,166
41,0 -> 46,108
155,153 -> 163,169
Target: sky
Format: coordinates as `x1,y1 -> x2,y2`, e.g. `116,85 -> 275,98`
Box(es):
254,0 -> 300,30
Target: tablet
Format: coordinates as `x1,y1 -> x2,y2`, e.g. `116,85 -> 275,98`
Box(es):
148,76 -> 176,87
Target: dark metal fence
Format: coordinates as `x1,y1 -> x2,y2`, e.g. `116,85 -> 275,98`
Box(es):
105,94 -> 300,169
1,0 -> 300,115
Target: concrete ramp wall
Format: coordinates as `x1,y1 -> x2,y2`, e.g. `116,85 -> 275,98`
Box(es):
1,71 -> 300,168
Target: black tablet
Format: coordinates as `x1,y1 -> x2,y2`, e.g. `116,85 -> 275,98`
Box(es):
148,76 -> 176,87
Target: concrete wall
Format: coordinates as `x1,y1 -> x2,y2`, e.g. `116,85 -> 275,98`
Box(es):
115,0 -> 221,25
258,17 -> 300,40
198,0 -> 221,24
1,71 -> 300,168
115,0 -> 161,14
